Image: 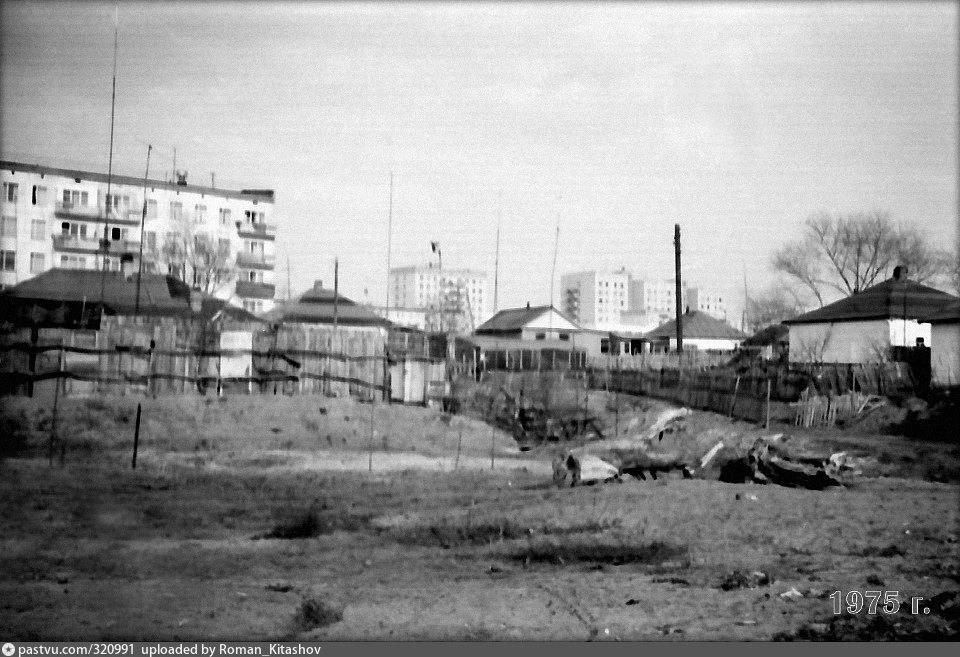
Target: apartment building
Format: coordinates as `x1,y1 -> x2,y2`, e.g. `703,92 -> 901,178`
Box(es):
0,160 -> 277,313
561,270 -> 728,330
389,264 -> 490,332
560,269 -> 630,329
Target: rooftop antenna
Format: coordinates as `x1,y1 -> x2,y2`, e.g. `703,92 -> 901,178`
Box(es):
97,4 -> 120,323
286,257 -> 291,301
741,260 -> 749,332
549,198 -> 561,335
134,144 -> 152,318
493,190 -> 502,313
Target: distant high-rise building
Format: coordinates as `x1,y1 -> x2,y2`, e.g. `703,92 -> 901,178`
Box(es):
388,264 -> 490,331
0,159 -> 278,313
561,269 -> 727,329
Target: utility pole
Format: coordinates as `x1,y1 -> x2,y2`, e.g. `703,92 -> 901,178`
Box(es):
385,172 -> 393,314
97,5 -> 119,323
333,257 -> 339,333
134,144 -> 152,318
674,223 -> 683,353
494,190 -> 502,313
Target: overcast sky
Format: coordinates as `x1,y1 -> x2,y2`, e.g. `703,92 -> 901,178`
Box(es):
2,1 -> 957,319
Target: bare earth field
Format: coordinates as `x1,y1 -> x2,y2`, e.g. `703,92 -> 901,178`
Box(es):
1,393 -> 958,641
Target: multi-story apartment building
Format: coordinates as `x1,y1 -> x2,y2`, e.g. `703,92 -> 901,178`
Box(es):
562,270 -> 728,330
0,159 -> 277,313
633,279 -> 728,321
388,264 -> 490,332
560,269 -> 630,329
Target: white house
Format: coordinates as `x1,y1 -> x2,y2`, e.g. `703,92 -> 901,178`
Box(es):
474,303 -> 581,341
924,302 -> 960,387
783,273 -> 959,364
644,309 -> 747,352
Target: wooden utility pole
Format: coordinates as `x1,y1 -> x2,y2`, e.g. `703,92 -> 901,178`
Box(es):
674,224 -> 683,353
134,144 -> 152,318
333,258 -> 339,332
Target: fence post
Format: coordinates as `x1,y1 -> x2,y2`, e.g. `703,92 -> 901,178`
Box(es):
455,427 -> 463,470
132,402 -> 142,469
729,376 -> 740,418
765,378 -> 772,430
48,340 -> 62,467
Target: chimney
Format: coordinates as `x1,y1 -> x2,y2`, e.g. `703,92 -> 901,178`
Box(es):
526,301 -> 530,309
893,265 -> 908,281
190,290 -> 202,314
314,279 -> 323,290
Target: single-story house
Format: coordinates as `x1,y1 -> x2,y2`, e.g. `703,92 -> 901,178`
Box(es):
782,273 -> 959,364
922,302 -> 960,387
644,309 -> 748,352
475,303 -> 581,341
263,280 -> 391,398
0,268 -> 262,397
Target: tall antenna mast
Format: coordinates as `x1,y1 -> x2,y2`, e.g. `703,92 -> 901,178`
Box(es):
741,261 -> 749,332
97,4 -> 120,321
134,144 -> 152,318
385,172 -> 393,313
549,201 -> 560,336
493,190 -> 501,313
287,257 -> 292,301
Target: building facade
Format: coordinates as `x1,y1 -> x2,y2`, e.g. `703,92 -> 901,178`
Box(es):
0,160 -> 277,313
389,264 -> 490,332
561,269 -> 728,330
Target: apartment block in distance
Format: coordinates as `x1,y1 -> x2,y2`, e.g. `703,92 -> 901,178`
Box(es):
0,159 -> 277,313
562,269 -> 729,330
388,264 -> 491,332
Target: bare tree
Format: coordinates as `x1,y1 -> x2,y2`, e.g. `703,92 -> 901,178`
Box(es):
745,286 -> 807,333
154,228 -> 236,294
773,211 -> 954,305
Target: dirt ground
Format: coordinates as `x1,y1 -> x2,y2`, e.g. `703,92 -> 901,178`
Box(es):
1,392 -> 958,640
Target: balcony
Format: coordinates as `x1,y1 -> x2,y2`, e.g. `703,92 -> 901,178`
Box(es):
237,222 -> 277,240
53,234 -> 140,254
236,252 -> 276,269
235,280 -> 276,299
54,202 -> 142,226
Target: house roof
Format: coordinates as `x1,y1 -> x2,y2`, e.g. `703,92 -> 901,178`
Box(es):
0,268 -> 192,316
922,301 -> 960,324
0,268 -> 263,326
742,323 -> 790,347
645,310 -> 748,340
782,277 -> 959,325
265,284 -> 390,327
475,304 -> 580,333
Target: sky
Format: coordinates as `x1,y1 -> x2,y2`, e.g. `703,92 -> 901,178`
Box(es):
1,0 -> 957,322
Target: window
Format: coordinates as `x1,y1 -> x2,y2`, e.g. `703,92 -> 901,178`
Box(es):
32,185 -> 47,206
3,183 -> 17,203
247,270 -> 263,282
558,333 -> 570,341
170,201 -> 183,221
59,255 -> 88,268
0,215 -> 15,237
147,199 -> 158,218
31,219 -> 45,240
219,208 -> 231,225
600,338 -> 610,354
146,232 -> 156,251
111,227 -> 121,241
61,189 -> 88,206
106,194 -> 130,215
244,210 -> 264,225
30,252 -> 44,273
194,204 -> 206,223
218,238 -> 230,254
1,250 -> 15,271
247,240 -> 263,254
535,332 -> 546,340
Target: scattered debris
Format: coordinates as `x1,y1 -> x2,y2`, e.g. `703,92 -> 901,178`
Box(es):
266,583 -> 294,593
779,587 -> 804,601
719,570 -> 772,591
625,598 -> 640,606
865,574 -> 885,586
